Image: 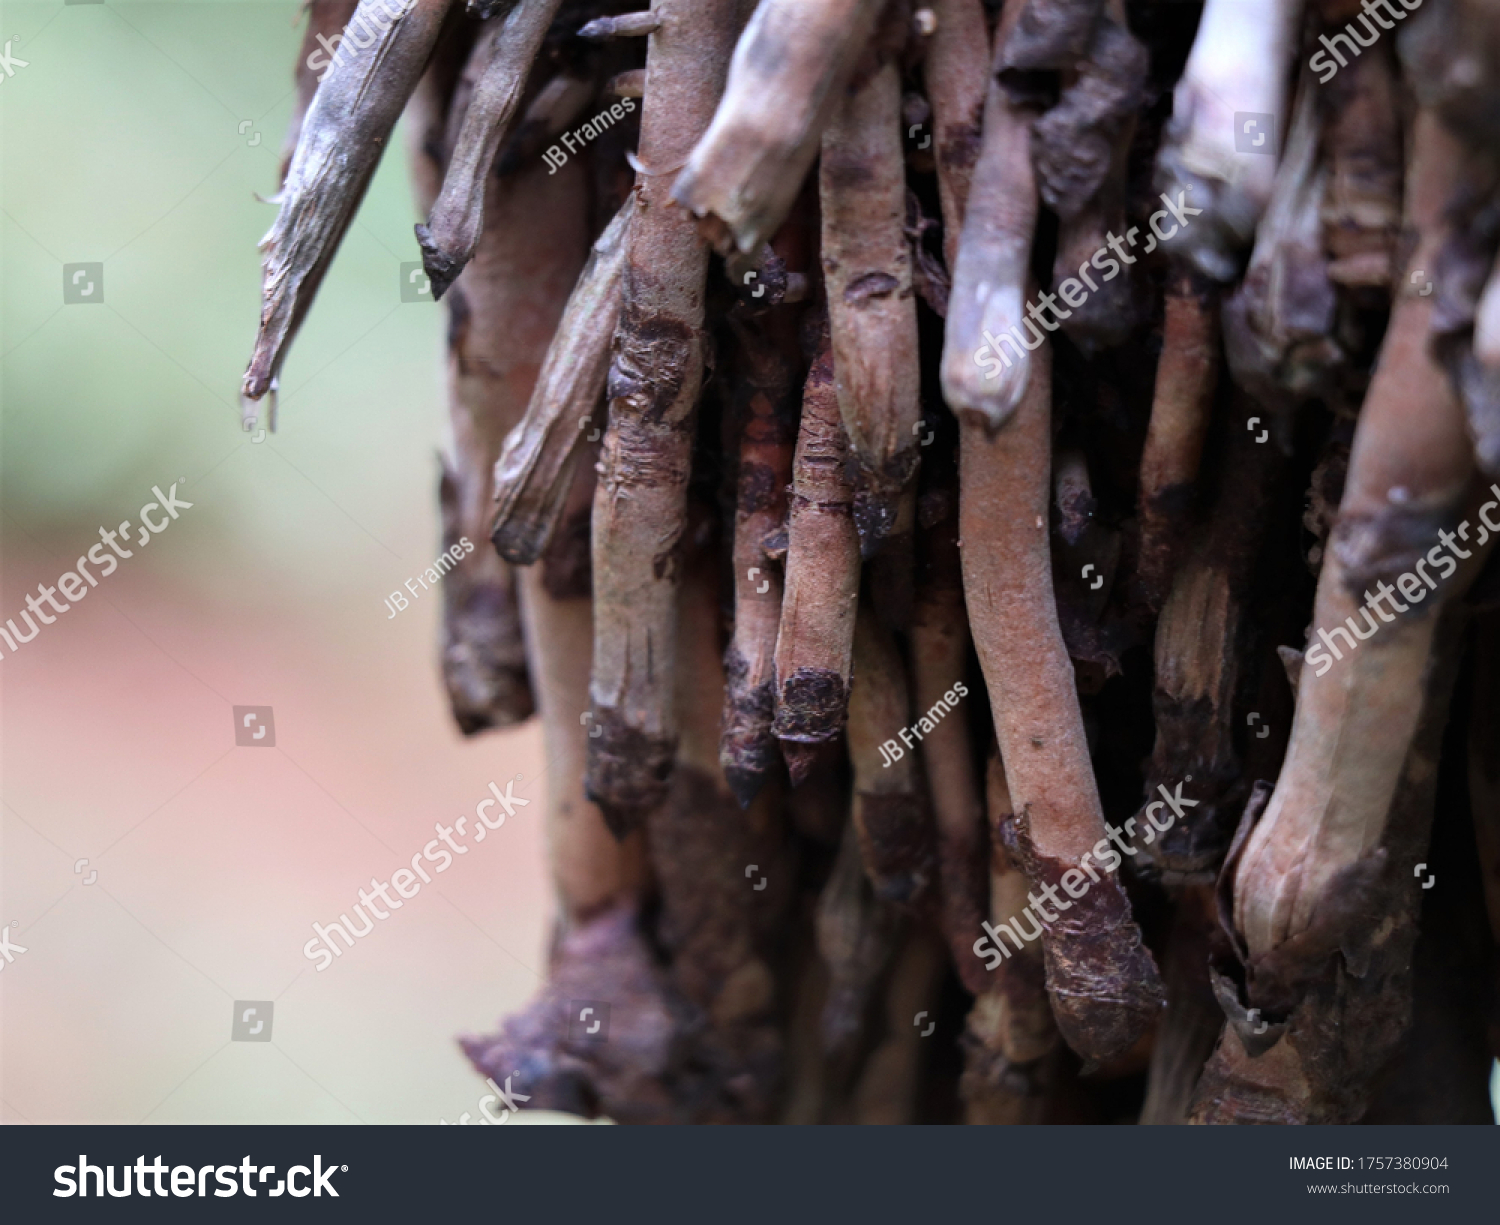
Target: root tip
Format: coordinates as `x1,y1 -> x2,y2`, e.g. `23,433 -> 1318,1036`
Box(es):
415,223 -> 465,301
722,764 -> 766,809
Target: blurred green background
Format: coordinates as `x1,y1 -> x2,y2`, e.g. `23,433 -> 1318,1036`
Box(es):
1,0 -> 559,1123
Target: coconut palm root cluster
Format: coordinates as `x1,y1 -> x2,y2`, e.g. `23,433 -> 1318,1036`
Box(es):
245,0 -> 1500,1123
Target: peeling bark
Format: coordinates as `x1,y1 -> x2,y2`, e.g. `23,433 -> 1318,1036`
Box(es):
244,0 -> 1500,1128
645,549 -> 788,1122
960,749 -> 1059,1121
283,1 -> 363,187
1234,113 -> 1487,958
1139,390 -> 1288,875
1203,112 -> 1494,1124
1195,611 -> 1471,1123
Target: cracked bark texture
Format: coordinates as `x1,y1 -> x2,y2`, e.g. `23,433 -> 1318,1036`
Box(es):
1202,110 -> 1494,1124
821,59 -> 921,552
773,325 -> 861,777
242,0 -> 1500,1128
585,0 -> 741,835
719,296 -> 802,807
